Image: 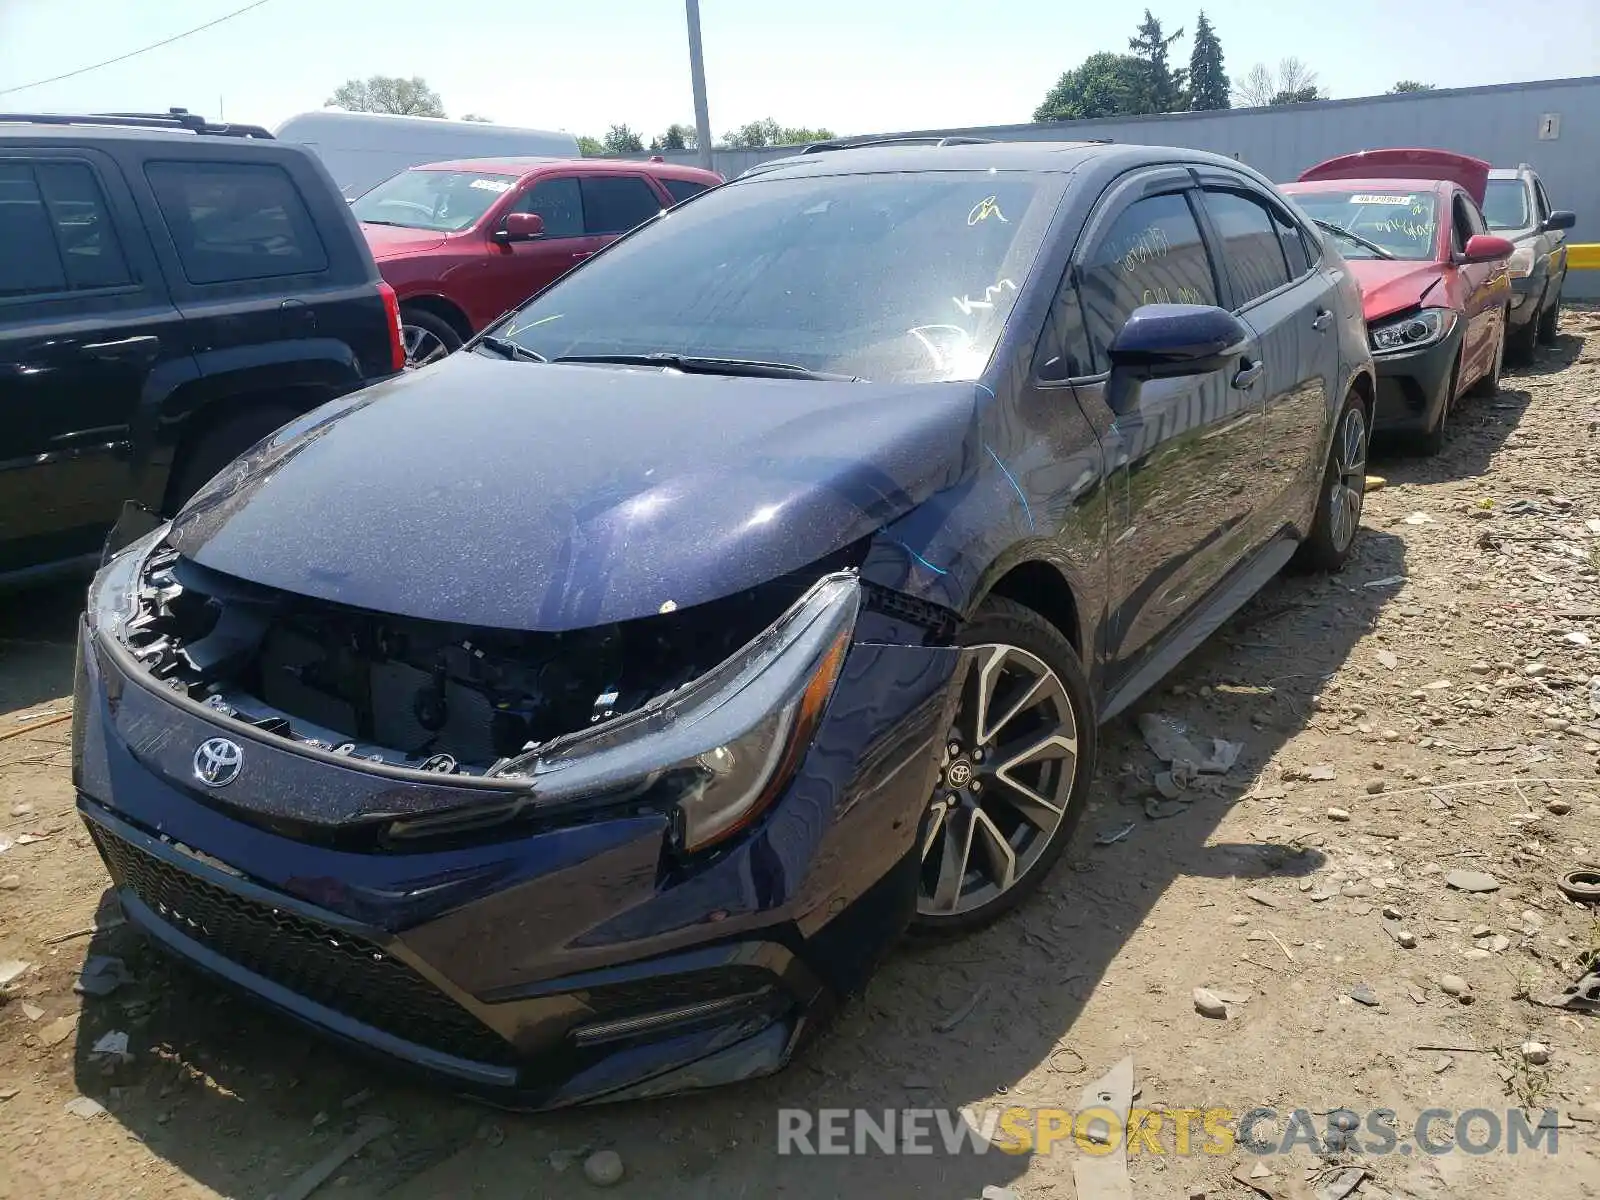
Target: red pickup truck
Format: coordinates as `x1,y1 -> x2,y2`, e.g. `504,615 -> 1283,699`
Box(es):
352,157 -> 723,365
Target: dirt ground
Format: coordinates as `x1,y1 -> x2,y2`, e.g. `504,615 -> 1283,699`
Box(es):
5,312 -> 1600,1200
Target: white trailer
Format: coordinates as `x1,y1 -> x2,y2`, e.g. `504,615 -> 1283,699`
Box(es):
274,111 -> 580,198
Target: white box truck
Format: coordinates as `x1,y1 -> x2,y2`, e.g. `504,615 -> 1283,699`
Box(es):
275,111 -> 581,198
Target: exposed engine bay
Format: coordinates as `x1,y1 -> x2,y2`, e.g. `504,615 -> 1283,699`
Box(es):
120,540 -> 866,775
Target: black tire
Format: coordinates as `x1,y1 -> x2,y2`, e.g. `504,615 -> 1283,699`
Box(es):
1293,389 -> 1368,573
1506,307 -> 1538,364
399,307 -> 462,368
909,596 -> 1096,935
164,405 -> 300,513
1469,311 -> 1506,398
1537,285 -> 1562,344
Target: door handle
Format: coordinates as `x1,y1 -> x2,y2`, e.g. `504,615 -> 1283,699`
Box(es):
1232,359 -> 1264,390
1311,309 -> 1334,332
82,335 -> 160,364
571,251 -> 594,261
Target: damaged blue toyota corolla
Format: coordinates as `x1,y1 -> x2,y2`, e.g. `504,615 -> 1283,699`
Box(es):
74,140 -> 1374,1107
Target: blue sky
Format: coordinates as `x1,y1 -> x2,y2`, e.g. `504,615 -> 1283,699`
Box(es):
2,0 -> 1596,138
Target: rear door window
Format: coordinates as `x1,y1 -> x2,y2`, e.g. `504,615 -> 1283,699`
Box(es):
35,162 -> 133,290
579,175 -> 664,235
513,176 -> 583,238
146,161 -> 328,284
662,178 -> 710,205
0,163 -> 69,295
1078,191 -> 1218,363
1202,190 -> 1291,306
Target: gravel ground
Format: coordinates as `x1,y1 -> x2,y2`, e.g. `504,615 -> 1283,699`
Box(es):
3,312 -> 1600,1200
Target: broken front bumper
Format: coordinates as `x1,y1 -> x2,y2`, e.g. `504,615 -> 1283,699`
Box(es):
73,615 -> 959,1106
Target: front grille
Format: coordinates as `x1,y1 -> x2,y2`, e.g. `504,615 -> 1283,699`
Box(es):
90,825 -> 513,1066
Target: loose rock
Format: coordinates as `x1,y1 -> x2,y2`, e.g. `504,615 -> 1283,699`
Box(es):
0,874 -> 19,890
1327,807 -> 1351,822
1396,930 -> 1418,949
1445,870 -> 1501,893
1366,779 -> 1387,795
1521,1042 -> 1550,1066
584,1150 -> 625,1187
1440,974 -> 1473,1001
1193,987 -> 1228,1019
1546,799 -> 1572,815
1349,984 -> 1380,1007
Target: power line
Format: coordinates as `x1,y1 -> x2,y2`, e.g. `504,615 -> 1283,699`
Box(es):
0,0 -> 273,98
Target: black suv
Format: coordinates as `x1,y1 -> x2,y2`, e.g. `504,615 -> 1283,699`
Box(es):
0,110 -> 404,585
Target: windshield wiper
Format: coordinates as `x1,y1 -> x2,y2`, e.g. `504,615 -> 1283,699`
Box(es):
475,335 -> 547,363
552,352 -> 859,381
1312,219 -> 1395,260
357,219 -> 410,227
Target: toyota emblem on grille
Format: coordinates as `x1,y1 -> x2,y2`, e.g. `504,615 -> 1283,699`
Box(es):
193,738 -> 243,787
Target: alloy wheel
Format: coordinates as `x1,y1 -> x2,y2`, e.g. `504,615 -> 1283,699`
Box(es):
1327,405 -> 1367,552
401,323 -> 451,369
917,644 -> 1080,918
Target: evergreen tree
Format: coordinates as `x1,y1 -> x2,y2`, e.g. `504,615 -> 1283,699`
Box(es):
1187,11 -> 1230,110
1127,9 -> 1186,113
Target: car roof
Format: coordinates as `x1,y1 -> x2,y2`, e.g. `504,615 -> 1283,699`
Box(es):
409,155 -> 719,180
0,121 -> 272,146
732,140 -> 1265,180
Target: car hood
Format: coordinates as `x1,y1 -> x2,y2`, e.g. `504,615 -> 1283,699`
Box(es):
1298,148 -> 1489,205
1345,259 -> 1447,323
360,222 -> 449,259
168,353 -> 978,631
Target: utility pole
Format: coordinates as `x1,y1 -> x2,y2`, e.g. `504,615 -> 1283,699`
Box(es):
685,0 -> 714,171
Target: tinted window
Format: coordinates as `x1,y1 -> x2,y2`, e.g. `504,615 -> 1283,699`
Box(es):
1451,194 -> 1486,254
1273,207 -> 1311,276
352,168 -> 517,232
1034,277 -> 1093,380
1533,178 -> 1552,222
146,161 -> 328,284
0,163 -> 68,295
1481,180 -> 1530,231
1285,188 -> 1439,260
662,178 -> 710,205
514,177 -> 583,238
579,176 -> 664,235
35,162 -> 132,290
1079,192 -> 1218,361
1204,190 -> 1291,305
498,172 -> 1057,383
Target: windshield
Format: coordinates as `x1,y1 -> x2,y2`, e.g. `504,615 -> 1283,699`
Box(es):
1481,179 -> 1531,231
494,171 -> 1059,383
351,169 -> 518,232
1285,189 -> 1439,260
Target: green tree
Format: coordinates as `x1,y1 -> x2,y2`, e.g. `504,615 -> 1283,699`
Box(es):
1034,52 -> 1149,121
651,122 -> 696,151
1389,80 -> 1435,93
1270,85 -> 1323,104
779,124 -> 834,144
459,113 -> 492,123
602,124 -> 644,154
576,135 -> 604,156
326,76 -> 445,117
1127,9 -> 1186,112
1187,11 -> 1230,110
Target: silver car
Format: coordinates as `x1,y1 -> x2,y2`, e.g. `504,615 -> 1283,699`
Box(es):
1483,165 -> 1576,359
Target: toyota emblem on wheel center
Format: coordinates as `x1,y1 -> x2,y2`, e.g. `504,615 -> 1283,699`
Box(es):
193,738 -> 243,787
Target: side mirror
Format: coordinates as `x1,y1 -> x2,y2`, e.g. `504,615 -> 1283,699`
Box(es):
1107,303 -> 1252,380
1543,209 -> 1577,232
494,212 -> 545,243
1461,233 -> 1515,263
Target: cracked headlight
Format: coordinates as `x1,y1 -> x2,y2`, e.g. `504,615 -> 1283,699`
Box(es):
1368,308 -> 1455,356
411,573 -> 861,851
1508,245 -> 1536,279
85,523 -> 169,639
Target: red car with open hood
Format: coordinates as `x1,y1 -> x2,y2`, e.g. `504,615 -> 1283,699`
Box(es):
1281,149 -> 1513,454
